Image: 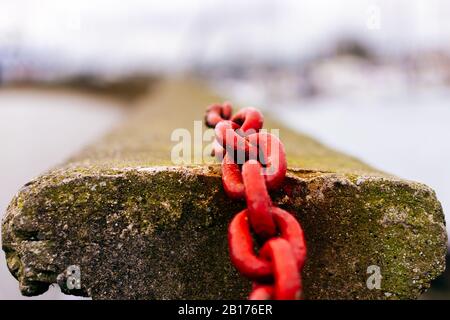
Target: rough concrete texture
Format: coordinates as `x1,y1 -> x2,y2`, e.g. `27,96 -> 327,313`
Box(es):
2,79 -> 447,299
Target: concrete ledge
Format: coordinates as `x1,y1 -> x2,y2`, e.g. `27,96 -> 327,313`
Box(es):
2,80 -> 447,299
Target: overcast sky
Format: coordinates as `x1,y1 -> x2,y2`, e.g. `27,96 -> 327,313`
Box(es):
0,0 -> 449,71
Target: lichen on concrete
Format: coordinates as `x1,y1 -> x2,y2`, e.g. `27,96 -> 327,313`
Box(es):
1,79 -> 447,299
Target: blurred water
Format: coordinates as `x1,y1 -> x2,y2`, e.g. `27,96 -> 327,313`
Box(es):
271,91 -> 450,244
0,89 -> 125,299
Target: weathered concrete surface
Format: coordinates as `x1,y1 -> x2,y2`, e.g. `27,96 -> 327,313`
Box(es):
2,79 -> 447,299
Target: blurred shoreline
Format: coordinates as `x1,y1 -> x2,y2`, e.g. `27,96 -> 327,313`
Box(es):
0,74 -> 158,103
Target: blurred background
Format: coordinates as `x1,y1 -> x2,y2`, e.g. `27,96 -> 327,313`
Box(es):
1,0 -> 450,299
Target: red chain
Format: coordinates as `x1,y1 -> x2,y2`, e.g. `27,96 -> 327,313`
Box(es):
205,102 -> 307,300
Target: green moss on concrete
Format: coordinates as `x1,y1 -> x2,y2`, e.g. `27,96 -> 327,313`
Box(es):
3,166 -> 446,299
65,80 -> 380,175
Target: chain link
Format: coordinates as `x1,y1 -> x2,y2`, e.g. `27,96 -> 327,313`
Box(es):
205,102 -> 307,300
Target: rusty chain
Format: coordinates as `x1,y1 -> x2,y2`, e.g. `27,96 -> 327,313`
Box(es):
205,102 -> 307,300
